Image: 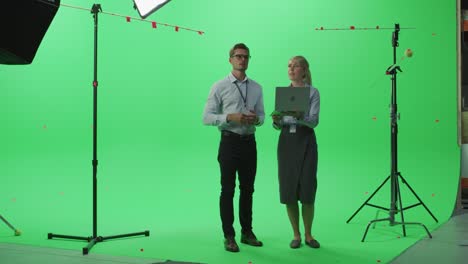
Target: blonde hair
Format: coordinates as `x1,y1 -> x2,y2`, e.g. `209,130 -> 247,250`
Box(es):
291,56 -> 312,85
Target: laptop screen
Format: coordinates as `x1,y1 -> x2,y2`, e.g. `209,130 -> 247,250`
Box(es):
275,87 -> 309,114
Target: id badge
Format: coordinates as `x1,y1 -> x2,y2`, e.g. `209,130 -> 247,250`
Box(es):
289,124 -> 296,133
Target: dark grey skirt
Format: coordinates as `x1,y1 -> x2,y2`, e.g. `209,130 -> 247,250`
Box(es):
277,125 -> 318,204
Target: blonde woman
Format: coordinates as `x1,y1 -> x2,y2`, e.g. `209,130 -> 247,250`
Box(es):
272,56 -> 320,249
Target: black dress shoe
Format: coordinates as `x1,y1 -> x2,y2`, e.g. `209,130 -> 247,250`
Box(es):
289,239 -> 301,249
224,237 -> 240,252
241,233 -> 263,247
305,239 -> 320,248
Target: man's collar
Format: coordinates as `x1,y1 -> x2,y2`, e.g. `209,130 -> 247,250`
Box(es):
229,72 -> 248,83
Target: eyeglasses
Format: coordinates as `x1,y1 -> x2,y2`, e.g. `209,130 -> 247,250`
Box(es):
231,54 -> 251,60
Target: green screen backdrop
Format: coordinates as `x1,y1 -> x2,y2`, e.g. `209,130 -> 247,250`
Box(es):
0,1 -> 460,263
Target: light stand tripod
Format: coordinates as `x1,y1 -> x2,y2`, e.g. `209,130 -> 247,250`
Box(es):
346,24 -> 438,242
48,4 -> 149,254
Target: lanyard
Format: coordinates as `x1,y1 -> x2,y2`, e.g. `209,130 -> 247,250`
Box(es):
233,80 -> 248,108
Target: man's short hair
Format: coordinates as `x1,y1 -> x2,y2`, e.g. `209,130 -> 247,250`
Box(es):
229,43 -> 249,57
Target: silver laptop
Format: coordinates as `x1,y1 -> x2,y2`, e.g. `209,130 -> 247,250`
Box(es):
274,87 -> 309,114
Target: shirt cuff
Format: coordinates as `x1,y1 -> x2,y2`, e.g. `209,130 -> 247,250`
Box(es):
221,114 -> 229,125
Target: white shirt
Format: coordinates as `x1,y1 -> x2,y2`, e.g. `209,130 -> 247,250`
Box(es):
203,73 -> 265,135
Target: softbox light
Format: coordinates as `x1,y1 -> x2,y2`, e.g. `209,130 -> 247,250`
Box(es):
133,0 -> 171,19
0,0 -> 60,65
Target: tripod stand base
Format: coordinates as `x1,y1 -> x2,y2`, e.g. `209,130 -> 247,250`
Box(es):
347,172 -> 438,242
48,230 -> 150,255
361,217 -> 432,242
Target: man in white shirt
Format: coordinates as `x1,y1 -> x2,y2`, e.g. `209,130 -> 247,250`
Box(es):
203,43 -> 265,252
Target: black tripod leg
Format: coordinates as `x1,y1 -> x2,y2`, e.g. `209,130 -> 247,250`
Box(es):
395,174 -> 406,236
372,210 -> 382,229
47,233 -> 91,241
397,222 -> 433,239
362,217 -> 391,242
399,173 -> 438,223
83,237 -> 100,255
420,223 -> 432,238
0,215 -> 21,236
347,176 -> 391,223
1,215 -> 15,231
101,230 -> 150,241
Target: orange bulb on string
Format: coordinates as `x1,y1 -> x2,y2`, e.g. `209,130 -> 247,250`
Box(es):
404,48 -> 413,58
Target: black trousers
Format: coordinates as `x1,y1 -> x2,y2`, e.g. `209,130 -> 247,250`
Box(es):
217,131 -> 257,238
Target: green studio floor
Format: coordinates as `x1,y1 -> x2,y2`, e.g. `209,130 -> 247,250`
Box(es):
1,209 -> 467,264
0,148 -> 460,264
